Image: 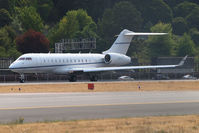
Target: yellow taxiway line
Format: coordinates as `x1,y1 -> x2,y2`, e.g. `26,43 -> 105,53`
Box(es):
0,100 -> 199,110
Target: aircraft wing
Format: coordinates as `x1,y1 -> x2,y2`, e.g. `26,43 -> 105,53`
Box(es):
82,55 -> 187,73
54,56 -> 187,74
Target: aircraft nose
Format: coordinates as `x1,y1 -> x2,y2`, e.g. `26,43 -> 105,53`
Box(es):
9,64 -> 12,69
9,63 -> 15,69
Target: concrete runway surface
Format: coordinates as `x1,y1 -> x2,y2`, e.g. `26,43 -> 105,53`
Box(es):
0,91 -> 199,123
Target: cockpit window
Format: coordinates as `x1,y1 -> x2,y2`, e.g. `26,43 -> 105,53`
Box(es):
19,58 -> 25,60
18,57 -> 32,61
26,57 -> 32,60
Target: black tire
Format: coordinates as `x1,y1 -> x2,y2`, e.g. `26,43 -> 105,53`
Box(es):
90,75 -> 98,81
19,79 -> 25,83
68,75 -> 77,82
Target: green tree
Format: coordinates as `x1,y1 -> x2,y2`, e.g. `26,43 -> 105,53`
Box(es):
130,0 -> 173,26
172,17 -> 187,35
163,0 -> 185,8
0,9 -> 12,28
186,7 -> 199,30
189,28 -> 199,46
53,0 -> 75,19
48,9 -> 97,47
128,39 -> 150,64
0,0 -> 9,10
174,1 -> 199,17
0,27 -> 10,48
10,15 -> 23,35
33,0 -> 54,23
177,33 -> 195,56
98,1 -> 142,49
53,0 -> 118,22
15,6 -> 44,32
0,26 -> 21,58
8,0 -> 33,14
147,22 -> 176,58
0,46 -> 7,57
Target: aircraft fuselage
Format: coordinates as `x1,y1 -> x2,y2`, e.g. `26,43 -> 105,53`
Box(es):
9,53 -> 130,74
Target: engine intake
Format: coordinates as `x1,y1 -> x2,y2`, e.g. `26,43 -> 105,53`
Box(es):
104,53 -> 131,66
104,54 -> 111,64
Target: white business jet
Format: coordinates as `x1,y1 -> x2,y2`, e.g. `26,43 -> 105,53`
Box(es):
9,29 -> 187,83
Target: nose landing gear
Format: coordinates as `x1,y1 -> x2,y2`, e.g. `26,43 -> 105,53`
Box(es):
19,74 -> 25,83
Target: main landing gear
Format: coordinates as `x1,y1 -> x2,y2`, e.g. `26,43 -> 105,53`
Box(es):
89,75 -> 98,82
68,74 -> 98,82
19,74 -> 25,83
68,75 -> 77,82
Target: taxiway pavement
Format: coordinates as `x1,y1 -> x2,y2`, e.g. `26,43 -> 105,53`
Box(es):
0,91 -> 199,123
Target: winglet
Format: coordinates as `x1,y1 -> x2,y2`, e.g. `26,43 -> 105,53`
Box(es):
178,55 -> 188,66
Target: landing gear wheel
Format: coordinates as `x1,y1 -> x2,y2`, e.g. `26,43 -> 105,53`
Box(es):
20,79 -> 25,83
90,75 -> 98,82
19,74 -> 25,83
68,75 -> 77,82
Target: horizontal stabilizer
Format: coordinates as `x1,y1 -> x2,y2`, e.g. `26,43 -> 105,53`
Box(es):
125,32 -> 168,36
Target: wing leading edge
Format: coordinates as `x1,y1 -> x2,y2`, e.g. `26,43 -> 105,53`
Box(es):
82,56 -> 188,73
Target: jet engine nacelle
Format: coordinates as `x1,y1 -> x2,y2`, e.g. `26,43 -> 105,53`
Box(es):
104,53 -> 131,66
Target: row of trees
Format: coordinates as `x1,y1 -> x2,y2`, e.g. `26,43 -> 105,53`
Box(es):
0,0 -> 199,63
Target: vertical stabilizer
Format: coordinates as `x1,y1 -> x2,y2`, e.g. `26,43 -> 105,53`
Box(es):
103,29 -> 167,55
103,29 -> 133,55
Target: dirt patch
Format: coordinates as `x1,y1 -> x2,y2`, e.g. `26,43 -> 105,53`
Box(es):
0,80 -> 199,93
1,115 -> 199,133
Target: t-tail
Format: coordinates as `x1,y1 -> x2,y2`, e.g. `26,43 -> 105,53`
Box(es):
103,29 -> 168,55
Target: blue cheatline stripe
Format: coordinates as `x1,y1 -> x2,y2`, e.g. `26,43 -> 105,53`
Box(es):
10,62 -> 105,70
115,42 -> 131,45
